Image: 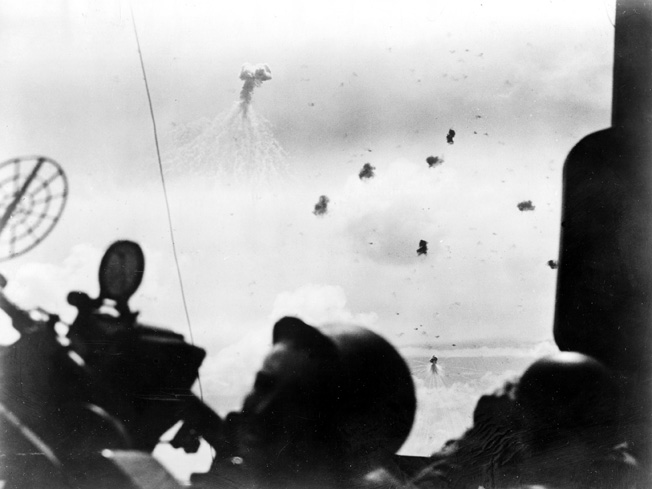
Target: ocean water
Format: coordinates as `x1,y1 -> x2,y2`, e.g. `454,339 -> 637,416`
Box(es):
402,354 -> 539,456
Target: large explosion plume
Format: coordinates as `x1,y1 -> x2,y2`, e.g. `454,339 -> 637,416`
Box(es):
164,63 -> 287,186
239,63 -> 272,112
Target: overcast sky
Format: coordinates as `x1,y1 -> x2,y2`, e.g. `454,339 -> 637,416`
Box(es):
0,1 -> 617,355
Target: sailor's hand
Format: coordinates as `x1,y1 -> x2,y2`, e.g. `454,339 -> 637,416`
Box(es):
170,421 -> 201,453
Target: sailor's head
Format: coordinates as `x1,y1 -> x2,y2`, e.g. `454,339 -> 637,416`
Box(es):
237,316 -> 416,479
516,351 -> 620,451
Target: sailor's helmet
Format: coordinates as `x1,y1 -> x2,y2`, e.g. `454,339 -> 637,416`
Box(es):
273,316 -> 416,456
516,351 -> 619,446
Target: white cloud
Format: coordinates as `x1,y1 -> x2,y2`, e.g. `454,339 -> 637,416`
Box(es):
270,283 -> 378,328
0,243 -> 104,344
199,327 -> 271,413
200,282 -> 380,414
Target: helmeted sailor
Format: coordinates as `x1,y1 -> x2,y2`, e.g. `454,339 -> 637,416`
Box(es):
193,316 -> 416,489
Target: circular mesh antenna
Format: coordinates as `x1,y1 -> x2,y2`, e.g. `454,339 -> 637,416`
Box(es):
0,156 -> 68,261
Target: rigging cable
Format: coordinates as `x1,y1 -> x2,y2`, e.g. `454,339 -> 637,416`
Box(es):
129,5 -> 203,400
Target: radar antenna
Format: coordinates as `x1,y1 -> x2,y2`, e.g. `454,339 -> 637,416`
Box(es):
0,156 -> 68,261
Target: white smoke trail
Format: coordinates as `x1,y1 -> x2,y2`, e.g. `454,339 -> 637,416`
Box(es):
164,63 -> 287,187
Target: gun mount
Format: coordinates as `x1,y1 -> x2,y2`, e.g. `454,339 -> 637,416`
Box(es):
0,240 -> 221,488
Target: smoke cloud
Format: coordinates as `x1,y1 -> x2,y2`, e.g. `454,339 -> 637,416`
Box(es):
313,195 -> 330,216
164,63 -> 286,186
239,63 -> 272,110
426,156 -> 443,168
417,240 -> 428,256
517,200 -> 535,212
359,163 -> 376,180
